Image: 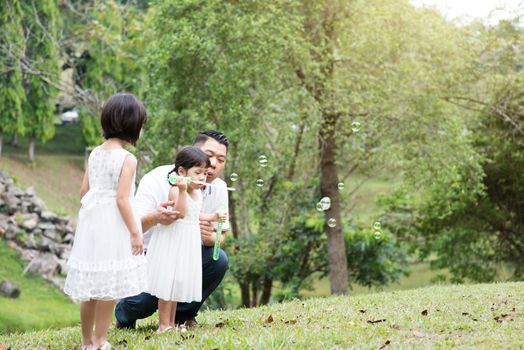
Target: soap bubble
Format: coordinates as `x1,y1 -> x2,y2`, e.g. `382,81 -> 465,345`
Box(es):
327,218 -> 337,228
230,173 -> 239,182
337,182 -> 345,191
373,221 -> 381,230
258,155 -> 268,167
320,197 -> 331,211
373,231 -> 381,240
256,179 -> 264,187
351,121 -> 361,132
316,202 -> 324,212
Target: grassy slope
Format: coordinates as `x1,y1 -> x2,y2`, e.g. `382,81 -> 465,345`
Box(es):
0,240 -> 79,334
1,282 -> 522,349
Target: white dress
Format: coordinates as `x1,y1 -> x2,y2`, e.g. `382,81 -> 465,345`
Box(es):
64,146 -> 148,302
146,190 -> 202,302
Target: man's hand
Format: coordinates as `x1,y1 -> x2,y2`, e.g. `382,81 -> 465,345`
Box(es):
141,201 -> 181,232
155,201 -> 181,225
199,218 -> 227,247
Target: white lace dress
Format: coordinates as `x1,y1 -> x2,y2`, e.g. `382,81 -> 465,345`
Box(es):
64,147 -> 148,301
146,190 -> 202,302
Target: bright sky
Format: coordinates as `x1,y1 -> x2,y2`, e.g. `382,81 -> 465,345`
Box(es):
411,0 -> 523,23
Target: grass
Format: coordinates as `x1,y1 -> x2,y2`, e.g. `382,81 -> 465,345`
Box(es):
0,282 -> 522,349
0,240 -> 79,334
1,124 -> 86,218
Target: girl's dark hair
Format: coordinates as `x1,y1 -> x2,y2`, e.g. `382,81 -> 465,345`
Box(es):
171,146 -> 211,175
101,93 -> 147,145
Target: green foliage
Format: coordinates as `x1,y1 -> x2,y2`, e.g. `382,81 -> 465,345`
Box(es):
0,1 -> 25,136
19,0 -> 61,143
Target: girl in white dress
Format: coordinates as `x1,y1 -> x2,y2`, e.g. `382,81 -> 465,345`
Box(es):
64,93 -> 148,350
146,146 -> 225,333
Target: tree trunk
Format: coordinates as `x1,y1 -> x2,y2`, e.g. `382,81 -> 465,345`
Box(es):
0,131 -> 3,157
11,133 -> 18,147
240,282 -> 250,308
319,112 -> 349,295
28,136 -> 35,162
259,275 -> 273,305
251,282 -> 258,307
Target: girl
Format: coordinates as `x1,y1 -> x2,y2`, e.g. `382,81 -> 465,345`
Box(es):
146,146 -> 226,333
64,93 -> 148,350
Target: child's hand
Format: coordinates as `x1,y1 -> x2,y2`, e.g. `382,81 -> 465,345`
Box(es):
176,176 -> 188,192
130,232 -> 144,255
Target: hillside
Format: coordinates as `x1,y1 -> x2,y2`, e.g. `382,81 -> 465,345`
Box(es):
1,282 -> 522,349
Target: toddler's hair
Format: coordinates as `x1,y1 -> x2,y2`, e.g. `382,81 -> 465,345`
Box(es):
101,93 -> 147,145
173,146 -> 211,174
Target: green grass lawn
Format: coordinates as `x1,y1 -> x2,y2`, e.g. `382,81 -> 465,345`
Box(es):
0,240 -> 79,334
1,282 -> 522,349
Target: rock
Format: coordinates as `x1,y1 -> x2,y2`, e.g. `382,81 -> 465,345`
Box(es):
5,224 -> 17,240
41,210 -> 59,222
49,276 -> 65,290
55,244 -> 71,260
42,229 -> 57,240
0,182 -> 6,194
31,197 -> 45,214
21,215 -> 39,230
26,186 -> 36,196
3,193 -> 21,213
0,280 -> 21,299
0,213 -> 9,235
18,248 -> 38,262
37,235 -> 56,253
24,252 -> 60,279
37,222 -> 56,231
62,233 -> 74,244
6,240 -> 17,249
57,259 -> 69,276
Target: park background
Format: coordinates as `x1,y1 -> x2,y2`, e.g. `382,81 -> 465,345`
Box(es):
0,0 -> 523,348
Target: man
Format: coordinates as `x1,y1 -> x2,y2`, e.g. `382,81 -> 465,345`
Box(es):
115,130 -> 230,328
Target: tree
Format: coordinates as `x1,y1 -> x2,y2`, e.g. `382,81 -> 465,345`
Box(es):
0,1 -> 25,157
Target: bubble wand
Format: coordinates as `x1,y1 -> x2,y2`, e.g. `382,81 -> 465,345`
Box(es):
213,203 -> 227,261
167,173 -> 235,191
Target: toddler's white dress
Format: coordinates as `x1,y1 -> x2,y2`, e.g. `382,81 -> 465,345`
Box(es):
146,190 -> 202,302
64,147 -> 148,301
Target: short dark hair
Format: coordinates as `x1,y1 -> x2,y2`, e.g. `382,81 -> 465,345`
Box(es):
171,146 -> 211,175
101,93 -> 147,145
193,130 -> 229,149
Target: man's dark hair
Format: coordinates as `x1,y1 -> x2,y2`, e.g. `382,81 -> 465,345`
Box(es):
171,146 -> 211,174
192,130 -> 229,149
101,93 -> 147,145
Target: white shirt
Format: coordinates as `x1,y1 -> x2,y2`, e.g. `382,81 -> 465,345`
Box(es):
136,165 -> 230,248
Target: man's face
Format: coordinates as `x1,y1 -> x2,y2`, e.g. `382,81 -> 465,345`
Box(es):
198,138 -> 227,183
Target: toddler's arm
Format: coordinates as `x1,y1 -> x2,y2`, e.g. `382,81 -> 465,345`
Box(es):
117,155 -> 143,255
169,178 -> 188,218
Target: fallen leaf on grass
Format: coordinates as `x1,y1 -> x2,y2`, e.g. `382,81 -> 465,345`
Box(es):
461,312 -> 469,316
494,314 -> 513,322
367,319 -> 386,324
284,320 -> 297,325
413,331 -> 425,338
359,309 -> 366,313
421,309 -> 428,316
379,340 -> 391,349
390,324 -> 400,330
265,315 -> 274,324
144,335 -> 151,341
215,322 -> 225,328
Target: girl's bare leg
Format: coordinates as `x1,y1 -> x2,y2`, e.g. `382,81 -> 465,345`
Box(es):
80,300 -> 96,346
93,300 -> 115,348
169,301 -> 178,328
158,299 -> 172,331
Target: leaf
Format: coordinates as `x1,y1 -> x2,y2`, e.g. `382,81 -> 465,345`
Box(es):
494,314 -> 513,322
413,331 -> 425,338
421,309 -> 428,316
367,319 -> 386,324
461,312 -> 469,316
284,320 -> 297,325
215,322 -> 225,328
265,315 -> 274,324
379,340 -> 391,349
359,309 -> 367,313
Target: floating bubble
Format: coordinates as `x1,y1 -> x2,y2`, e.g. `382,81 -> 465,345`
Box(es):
327,218 -> 337,228
320,197 -> 331,211
338,182 -> 345,191
373,231 -> 382,240
316,202 -> 324,212
256,179 -> 264,187
230,173 -> 239,182
351,121 -> 361,132
258,155 -> 268,167
373,221 -> 381,230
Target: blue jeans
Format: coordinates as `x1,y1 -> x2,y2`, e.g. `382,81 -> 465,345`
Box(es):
115,246 -> 229,326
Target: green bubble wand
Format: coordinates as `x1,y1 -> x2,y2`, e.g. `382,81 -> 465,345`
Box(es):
167,172 -> 235,191
213,203 -> 227,261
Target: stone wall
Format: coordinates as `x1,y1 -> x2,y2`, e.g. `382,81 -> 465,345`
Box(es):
0,171 -> 75,290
